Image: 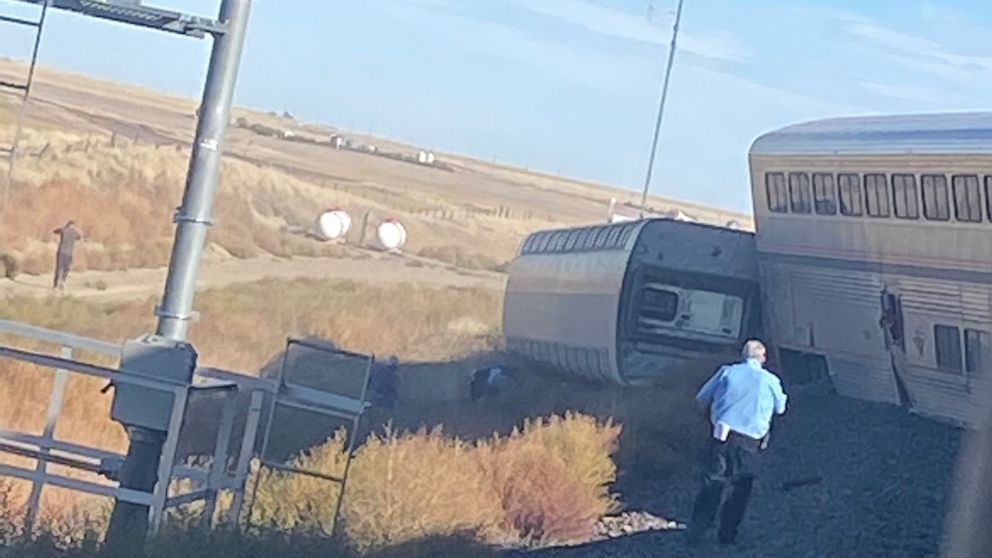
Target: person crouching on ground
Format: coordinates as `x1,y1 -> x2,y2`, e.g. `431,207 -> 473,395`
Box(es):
367,355 -> 399,410
687,339 -> 787,546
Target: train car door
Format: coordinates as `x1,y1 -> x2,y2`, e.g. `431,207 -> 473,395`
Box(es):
880,287 -> 913,408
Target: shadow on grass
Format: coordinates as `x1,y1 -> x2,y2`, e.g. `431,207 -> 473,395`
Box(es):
180,344 -> 716,489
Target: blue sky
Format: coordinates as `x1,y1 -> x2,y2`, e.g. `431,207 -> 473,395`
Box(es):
2,0 -> 991,212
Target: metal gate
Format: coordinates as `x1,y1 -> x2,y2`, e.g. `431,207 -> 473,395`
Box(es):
0,321 -> 373,536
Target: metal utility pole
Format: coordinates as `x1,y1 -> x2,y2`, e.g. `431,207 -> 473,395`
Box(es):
106,0 -> 251,544
638,0 -> 685,218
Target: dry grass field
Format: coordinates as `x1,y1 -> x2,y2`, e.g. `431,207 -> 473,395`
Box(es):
0,59 -> 749,282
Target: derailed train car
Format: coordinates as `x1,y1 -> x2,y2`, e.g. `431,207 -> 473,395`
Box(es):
503,218 -> 760,385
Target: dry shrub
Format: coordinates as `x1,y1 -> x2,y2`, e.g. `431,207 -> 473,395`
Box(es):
33,493 -> 109,549
19,252 -> 50,276
251,430 -> 350,535
486,413 -> 620,544
251,413 -> 618,551
0,253 -> 20,279
341,427 -> 501,550
0,480 -> 22,545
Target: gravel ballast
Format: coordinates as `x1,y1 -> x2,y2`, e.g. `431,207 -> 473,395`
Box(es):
516,382 -> 963,558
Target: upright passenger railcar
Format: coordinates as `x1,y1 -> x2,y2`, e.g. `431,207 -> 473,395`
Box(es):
750,113 -> 992,426
503,219 -> 759,385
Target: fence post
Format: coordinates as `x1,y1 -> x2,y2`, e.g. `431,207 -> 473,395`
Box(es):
358,211 -> 370,247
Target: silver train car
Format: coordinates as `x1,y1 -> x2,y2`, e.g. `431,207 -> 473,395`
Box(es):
750,112 -> 992,426
503,218 -> 760,384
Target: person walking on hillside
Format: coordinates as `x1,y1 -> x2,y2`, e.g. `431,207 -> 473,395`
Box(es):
52,220 -> 82,291
688,340 -> 788,547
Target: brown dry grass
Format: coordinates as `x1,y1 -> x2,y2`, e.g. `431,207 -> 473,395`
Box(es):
0,278 -> 501,456
0,129 -> 547,276
251,413 -> 619,550
0,414 -> 620,552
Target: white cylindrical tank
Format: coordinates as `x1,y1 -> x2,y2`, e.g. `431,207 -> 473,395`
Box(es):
377,219 -> 407,251
318,209 -> 352,240
426,152 -> 436,164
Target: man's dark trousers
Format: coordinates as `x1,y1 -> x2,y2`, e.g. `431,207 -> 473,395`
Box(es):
689,431 -> 763,544
53,251 -> 72,289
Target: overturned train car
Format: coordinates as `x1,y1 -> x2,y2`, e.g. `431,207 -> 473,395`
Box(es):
503,218 -> 760,384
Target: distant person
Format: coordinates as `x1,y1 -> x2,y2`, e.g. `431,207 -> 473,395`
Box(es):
688,340 -> 788,547
470,365 -> 516,402
367,355 -> 399,410
52,221 -> 82,290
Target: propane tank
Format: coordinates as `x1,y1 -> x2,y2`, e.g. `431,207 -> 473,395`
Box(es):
377,219 -> 407,252
317,209 -> 352,241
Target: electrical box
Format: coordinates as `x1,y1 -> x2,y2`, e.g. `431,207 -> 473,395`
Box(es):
111,335 -> 197,432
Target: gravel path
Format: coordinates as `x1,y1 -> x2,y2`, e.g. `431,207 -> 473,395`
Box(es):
0,252 -> 504,302
517,382 -> 962,558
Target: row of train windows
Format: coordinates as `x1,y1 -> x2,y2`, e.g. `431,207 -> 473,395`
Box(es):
521,223 -> 637,255
765,172 -> 992,223
935,324 -> 990,375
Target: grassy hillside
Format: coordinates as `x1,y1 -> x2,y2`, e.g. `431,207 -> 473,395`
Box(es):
1,59 -> 751,281
0,129 -> 541,275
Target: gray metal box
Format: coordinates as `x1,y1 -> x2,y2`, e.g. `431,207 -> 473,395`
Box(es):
111,335 -> 197,432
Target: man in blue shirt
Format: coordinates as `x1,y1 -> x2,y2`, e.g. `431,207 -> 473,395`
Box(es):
687,340 -> 788,546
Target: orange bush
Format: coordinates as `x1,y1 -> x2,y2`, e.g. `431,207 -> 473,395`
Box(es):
250,414 -> 620,551
486,413 -> 620,545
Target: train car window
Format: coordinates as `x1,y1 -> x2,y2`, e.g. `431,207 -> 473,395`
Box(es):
765,172 -> 788,213
639,287 -> 679,323
838,173 -> 864,216
953,175 -> 983,222
618,224 -> 636,247
813,173 -> 837,215
609,226 -> 627,248
864,174 -> 891,218
563,230 -> 580,251
684,291 -> 745,338
935,324 -> 964,373
522,235 -> 536,253
538,232 -> 554,252
591,228 -> 605,248
788,172 -> 812,213
526,233 -> 542,253
965,329 -> 991,375
580,229 -> 596,250
574,228 -> 592,250
592,227 -> 610,248
892,174 -> 920,219
986,176 -> 992,222
922,175 -> 951,221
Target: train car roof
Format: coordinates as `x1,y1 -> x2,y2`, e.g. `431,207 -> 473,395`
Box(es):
750,112 -> 992,156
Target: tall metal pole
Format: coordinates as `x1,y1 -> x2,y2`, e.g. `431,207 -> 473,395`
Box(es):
156,0 -> 251,341
638,0 -> 685,219
106,0 -> 251,546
